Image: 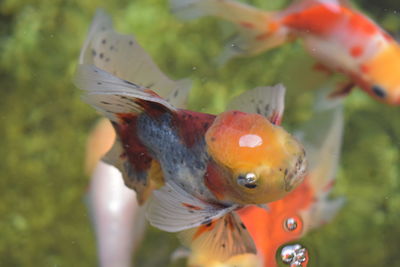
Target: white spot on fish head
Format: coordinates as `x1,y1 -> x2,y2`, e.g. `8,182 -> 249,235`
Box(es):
239,134 -> 263,148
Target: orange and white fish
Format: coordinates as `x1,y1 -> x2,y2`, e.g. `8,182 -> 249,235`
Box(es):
171,0 -> 400,105
185,86 -> 345,267
74,61 -> 306,261
80,10 -> 193,266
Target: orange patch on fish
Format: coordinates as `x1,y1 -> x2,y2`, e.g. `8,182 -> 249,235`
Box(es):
205,111 -> 286,171
238,179 -> 314,267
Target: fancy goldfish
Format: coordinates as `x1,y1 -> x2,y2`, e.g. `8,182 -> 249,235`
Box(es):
171,0 -> 400,105
186,86 -> 345,267
75,62 -> 306,260
80,10 -> 193,267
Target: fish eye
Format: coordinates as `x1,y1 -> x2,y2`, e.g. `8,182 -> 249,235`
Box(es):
371,85 -> 386,98
237,173 -> 258,189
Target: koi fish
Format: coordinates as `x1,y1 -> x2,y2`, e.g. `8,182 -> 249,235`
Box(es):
185,85 -> 345,267
74,62 -> 307,260
80,10 -> 193,266
171,0 -> 400,105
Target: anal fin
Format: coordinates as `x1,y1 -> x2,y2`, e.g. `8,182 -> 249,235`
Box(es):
179,211 -> 257,263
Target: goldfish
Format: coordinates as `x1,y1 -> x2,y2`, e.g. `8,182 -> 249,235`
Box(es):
80,10 -> 193,266
186,85 -> 345,267
171,0 -> 400,105
74,62 -> 306,261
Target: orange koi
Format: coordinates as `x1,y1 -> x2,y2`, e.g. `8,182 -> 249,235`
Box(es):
171,0 -> 400,105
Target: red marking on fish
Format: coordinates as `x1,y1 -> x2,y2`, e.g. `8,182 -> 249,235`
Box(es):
269,111 -> 281,125
350,45 -> 363,58
240,21 -> 254,29
204,162 -> 226,200
359,64 -> 370,73
173,110 -> 215,147
182,203 -> 203,210
322,179 -> 336,192
192,221 -> 216,241
115,113 -> 153,172
313,62 -> 334,75
282,4 -> 379,38
282,5 -> 346,36
348,12 -> 378,36
256,32 -> 271,41
134,98 -> 172,118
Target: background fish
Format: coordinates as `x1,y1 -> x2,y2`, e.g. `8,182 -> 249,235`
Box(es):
171,0 -> 400,105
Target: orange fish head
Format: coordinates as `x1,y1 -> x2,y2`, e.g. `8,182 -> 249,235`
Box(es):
361,43 -> 400,105
205,111 -> 307,205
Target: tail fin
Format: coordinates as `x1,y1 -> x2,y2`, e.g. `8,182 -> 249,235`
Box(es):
296,85 -> 345,232
74,64 -> 177,122
75,64 -> 176,204
171,0 -> 289,63
80,9 -> 191,108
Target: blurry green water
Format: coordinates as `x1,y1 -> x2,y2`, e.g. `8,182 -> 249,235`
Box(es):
1,0 -> 400,266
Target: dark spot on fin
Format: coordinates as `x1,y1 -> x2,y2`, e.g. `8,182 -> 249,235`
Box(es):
201,219 -> 212,226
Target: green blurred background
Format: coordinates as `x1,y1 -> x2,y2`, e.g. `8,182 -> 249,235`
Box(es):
1,0 -> 400,266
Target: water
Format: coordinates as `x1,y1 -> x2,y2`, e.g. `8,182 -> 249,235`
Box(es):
1,0 -> 400,266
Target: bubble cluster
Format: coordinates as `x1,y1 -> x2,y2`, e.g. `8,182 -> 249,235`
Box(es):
281,244 -> 308,266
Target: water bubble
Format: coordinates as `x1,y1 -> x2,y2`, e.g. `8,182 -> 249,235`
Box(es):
192,66 -> 197,71
284,217 -> 298,231
281,244 -> 308,266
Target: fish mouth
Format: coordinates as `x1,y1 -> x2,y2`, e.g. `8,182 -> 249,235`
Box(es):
284,154 -> 307,192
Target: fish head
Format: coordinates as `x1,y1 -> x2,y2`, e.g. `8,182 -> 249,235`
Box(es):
205,110 -> 307,205
362,43 -> 400,105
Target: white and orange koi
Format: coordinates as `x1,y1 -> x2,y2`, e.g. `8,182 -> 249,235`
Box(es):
171,0 -> 400,105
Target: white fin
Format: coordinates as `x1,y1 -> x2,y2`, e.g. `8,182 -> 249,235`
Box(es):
79,9 -> 113,64
298,104 -> 344,192
74,64 -> 177,122
146,181 -> 238,232
302,197 -> 345,232
165,78 -> 191,108
171,0 -> 289,64
314,80 -> 345,111
255,203 -> 270,212
226,84 -> 285,125
179,211 -> 256,262
171,247 -> 191,262
80,9 -> 191,107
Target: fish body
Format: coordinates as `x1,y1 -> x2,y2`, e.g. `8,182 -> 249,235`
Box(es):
186,85 -> 345,267
75,62 -> 306,260
171,0 -> 400,105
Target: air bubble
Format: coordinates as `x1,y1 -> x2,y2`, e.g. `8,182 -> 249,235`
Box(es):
284,217 -> 298,231
281,244 -> 308,266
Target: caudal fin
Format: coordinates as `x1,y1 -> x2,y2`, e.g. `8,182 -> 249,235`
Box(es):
80,9 -> 191,108
171,0 -> 289,64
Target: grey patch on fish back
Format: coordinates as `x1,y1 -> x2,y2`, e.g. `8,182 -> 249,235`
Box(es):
123,161 -> 147,187
136,113 -> 215,200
